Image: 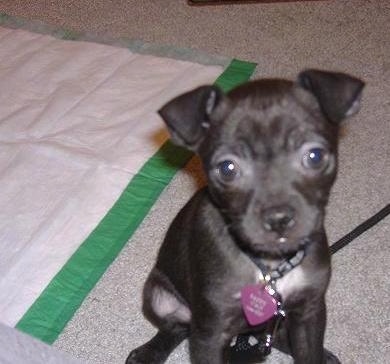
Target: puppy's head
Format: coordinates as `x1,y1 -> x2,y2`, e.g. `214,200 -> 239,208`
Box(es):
159,70 -> 364,257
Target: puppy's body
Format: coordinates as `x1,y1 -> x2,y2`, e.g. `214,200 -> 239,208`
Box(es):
127,71 -> 364,364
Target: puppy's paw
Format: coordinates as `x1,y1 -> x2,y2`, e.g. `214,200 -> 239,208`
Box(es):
325,348 -> 341,364
125,348 -> 145,364
125,345 -> 166,364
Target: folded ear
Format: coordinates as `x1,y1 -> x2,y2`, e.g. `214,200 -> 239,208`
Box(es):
158,85 -> 223,151
298,69 -> 365,123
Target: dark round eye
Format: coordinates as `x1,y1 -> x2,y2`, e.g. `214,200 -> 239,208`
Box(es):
302,147 -> 328,169
216,159 -> 240,181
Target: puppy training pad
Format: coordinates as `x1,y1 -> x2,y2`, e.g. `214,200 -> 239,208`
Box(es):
0,23 -> 256,344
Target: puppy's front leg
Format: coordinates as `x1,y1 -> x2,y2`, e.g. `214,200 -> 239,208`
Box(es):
288,298 -> 340,364
189,324 -> 230,364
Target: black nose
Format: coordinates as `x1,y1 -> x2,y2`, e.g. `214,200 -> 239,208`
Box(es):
262,205 -> 295,234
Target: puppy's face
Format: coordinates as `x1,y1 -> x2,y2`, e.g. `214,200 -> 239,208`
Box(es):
202,80 -> 339,256
159,70 -> 364,257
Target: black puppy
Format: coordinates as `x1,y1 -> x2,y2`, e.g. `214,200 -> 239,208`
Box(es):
126,70 -> 364,364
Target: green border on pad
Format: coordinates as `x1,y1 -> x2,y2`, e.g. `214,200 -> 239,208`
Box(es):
16,59 -> 256,344
214,59 -> 257,92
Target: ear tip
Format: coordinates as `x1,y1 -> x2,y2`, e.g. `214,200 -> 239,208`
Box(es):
297,68 -> 366,104
157,105 -> 166,116
158,85 -> 221,120
298,69 -> 365,89
157,102 -> 170,122
354,78 -> 366,92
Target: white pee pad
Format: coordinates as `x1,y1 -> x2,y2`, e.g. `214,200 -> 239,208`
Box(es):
0,27 -> 223,326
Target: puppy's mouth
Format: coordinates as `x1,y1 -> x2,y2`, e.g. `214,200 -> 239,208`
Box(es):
257,237 -> 307,255
244,236 -> 310,258
229,224 -> 311,257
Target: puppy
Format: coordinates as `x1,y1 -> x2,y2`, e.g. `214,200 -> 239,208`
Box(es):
126,69 -> 364,364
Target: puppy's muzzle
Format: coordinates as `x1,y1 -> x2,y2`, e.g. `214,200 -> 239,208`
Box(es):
262,205 -> 295,235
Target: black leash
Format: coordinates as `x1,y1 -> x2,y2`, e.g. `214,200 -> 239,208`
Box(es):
230,203 -> 390,363
329,203 -> 390,255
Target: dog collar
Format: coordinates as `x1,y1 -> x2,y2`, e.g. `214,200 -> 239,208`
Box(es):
257,248 -> 306,281
249,238 -> 309,282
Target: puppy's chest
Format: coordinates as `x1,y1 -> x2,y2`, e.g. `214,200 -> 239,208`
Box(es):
274,265 -> 310,300
234,264 -> 310,302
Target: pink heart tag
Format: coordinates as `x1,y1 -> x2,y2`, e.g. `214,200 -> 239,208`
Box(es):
240,284 -> 278,326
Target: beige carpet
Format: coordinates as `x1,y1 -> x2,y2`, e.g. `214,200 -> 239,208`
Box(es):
0,1 -> 389,363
